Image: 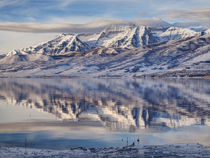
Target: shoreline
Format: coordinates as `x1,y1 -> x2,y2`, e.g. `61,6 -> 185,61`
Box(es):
0,144 -> 210,158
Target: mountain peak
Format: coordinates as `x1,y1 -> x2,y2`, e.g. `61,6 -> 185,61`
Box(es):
94,24 -> 157,48
159,26 -> 200,42
6,49 -> 28,57
103,23 -> 136,32
6,33 -> 91,56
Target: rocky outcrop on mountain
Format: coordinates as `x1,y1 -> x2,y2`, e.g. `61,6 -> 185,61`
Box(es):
93,25 -> 158,48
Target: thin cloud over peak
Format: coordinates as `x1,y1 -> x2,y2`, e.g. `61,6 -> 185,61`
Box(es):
160,8 -> 210,27
0,18 -> 170,33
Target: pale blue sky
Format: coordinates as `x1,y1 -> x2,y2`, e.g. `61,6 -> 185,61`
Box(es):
0,0 -> 209,23
0,0 -> 210,53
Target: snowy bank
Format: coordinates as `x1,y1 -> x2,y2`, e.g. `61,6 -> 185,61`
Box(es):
0,144 -> 210,158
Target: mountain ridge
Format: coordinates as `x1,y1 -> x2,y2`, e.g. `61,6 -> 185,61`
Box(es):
6,24 -> 205,57
0,24 -> 210,77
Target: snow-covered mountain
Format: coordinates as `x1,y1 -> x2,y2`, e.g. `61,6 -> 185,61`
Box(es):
92,25 -> 158,48
9,25 -> 158,55
4,24 -> 158,58
158,27 -> 200,42
4,25 -> 202,57
7,34 -> 91,56
205,29 -> 210,34
1,33 -> 209,77
0,24 -> 209,77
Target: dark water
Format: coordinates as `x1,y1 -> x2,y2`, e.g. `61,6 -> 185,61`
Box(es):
0,78 -> 209,149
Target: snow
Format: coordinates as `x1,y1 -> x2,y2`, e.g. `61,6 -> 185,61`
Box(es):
0,144 -> 209,158
205,29 -> 210,34
6,49 -> 28,57
95,25 -> 157,48
159,27 -> 200,42
4,25 -> 208,59
6,33 -> 90,56
0,24 -> 210,77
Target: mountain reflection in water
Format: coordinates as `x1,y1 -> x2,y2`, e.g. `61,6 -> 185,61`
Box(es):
0,78 -> 209,148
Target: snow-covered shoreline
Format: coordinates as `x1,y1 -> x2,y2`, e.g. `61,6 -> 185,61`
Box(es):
1,144 -> 210,158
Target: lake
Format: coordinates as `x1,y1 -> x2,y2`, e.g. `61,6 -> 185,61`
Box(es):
0,78 -> 209,149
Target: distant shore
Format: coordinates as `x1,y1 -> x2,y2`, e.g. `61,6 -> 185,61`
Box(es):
0,144 -> 210,158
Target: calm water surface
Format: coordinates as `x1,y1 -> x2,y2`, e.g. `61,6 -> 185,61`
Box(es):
0,78 -> 209,149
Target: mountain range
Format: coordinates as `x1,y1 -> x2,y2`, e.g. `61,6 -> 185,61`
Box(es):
0,24 -> 210,77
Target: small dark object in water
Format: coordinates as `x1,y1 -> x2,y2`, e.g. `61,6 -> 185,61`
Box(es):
137,138 -> 140,143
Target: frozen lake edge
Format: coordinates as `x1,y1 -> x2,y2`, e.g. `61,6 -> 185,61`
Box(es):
1,144 -> 210,158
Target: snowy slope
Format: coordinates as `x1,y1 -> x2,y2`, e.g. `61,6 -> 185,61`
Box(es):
6,49 -> 29,56
1,144 -> 209,158
78,32 -> 101,48
7,33 -> 91,56
79,24 -> 159,49
159,27 -> 200,42
94,25 -> 158,48
0,53 -> 52,64
205,29 -> 210,34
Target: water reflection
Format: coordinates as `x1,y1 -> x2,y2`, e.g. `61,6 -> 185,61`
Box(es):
0,78 -> 209,148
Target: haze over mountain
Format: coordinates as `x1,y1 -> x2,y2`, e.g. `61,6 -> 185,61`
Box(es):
0,24 -> 210,77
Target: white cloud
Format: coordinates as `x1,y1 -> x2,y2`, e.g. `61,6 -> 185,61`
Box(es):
59,0 -> 76,7
133,18 -> 170,28
160,8 -> 210,27
0,17 -> 172,34
0,18 -> 127,33
0,0 -> 23,8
